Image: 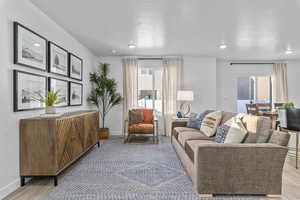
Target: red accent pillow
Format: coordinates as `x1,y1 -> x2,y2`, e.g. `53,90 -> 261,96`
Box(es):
133,109 -> 153,124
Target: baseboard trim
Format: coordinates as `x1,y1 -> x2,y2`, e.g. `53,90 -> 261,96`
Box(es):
109,130 -> 122,136
0,178 -> 19,199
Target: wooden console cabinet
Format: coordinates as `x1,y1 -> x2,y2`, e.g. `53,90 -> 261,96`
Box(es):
20,111 -> 99,186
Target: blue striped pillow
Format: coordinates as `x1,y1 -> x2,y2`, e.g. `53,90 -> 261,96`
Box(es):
187,111 -> 209,129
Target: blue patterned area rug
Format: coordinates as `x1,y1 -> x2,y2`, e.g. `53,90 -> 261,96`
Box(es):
43,137 -> 266,200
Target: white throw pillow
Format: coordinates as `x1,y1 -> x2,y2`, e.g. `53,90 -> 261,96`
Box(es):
223,117 -> 248,143
200,110 -> 223,137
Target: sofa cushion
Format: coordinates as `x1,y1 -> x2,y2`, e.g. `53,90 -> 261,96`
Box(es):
178,131 -> 214,147
200,110 -> 223,137
240,114 -> 260,143
256,117 -> 272,143
173,127 -> 199,139
256,129 -> 272,143
241,115 -> 272,143
185,140 -> 215,162
269,131 -> 290,147
128,123 -> 154,134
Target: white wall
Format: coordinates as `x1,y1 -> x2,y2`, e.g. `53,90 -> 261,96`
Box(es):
216,59 -> 300,111
183,57 -> 217,113
216,60 -> 273,112
0,0 -> 98,198
98,56 -> 217,135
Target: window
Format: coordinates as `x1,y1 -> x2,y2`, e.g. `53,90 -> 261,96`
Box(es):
237,76 -> 272,113
137,62 -> 163,113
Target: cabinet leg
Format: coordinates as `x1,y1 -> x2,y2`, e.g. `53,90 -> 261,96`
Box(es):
54,176 -> 58,186
20,176 -> 25,187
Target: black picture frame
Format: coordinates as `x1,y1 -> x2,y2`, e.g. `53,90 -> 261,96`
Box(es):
13,70 -> 47,112
48,41 -> 69,77
14,22 -> 48,71
48,77 -> 69,107
69,81 -> 83,106
69,53 -> 83,81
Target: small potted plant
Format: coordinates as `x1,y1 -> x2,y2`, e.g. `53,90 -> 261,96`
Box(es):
88,63 -> 122,139
33,90 -> 65,114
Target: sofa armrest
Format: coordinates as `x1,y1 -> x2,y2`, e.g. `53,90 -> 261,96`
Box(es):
194,143 -> 288,195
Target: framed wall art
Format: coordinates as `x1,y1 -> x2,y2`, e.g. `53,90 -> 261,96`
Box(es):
13,70 -> 47,112
69,82 -> 83,106
14,22 -> 47,71
69,53 -> 83,81
48,42 -> 69,77
48,77 -> 69,107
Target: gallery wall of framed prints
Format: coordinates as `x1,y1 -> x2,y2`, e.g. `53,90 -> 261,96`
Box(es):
13,70 -> 47,112
14,22 -> 47,71
69,82 -> 83,106
69,53 -> 83,81
48,42 -> 69,77
13,21 -> 84,112
48,77 -> 69,107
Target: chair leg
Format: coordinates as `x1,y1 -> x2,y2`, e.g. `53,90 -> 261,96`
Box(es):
153,134 -> 155,144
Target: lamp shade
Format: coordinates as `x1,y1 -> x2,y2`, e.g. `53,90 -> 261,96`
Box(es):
177,90 -> 194,101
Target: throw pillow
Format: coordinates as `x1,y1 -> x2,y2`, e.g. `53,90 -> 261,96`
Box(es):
269,131 -> 290,147
223,117 -> 248,143
215,124 -> 230,143
200,110 -> 223,137
129,111 -> 143,125
186,110 -> 209,129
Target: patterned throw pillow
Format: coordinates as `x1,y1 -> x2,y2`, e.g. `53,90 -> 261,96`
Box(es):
215,117 -> 248,143
215,124 -> 230,143
223,117 -> 248,143
129,111 -> 144,125
200,110 -> 223,137
186,111 -> 209,129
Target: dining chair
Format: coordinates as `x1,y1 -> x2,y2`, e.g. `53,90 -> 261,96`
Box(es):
246,104 -> 259,115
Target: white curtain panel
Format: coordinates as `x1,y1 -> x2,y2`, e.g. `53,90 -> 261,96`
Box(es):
272,63 -> 288,103
122,57 -> 138,124
162,57 -> 183,136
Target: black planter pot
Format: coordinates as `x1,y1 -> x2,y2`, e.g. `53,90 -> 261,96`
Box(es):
286,108 -> 300,131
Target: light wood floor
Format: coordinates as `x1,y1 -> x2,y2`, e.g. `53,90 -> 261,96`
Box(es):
4,147 -> 300,200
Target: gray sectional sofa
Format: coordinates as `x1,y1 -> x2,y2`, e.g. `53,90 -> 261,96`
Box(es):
171,110 -> 290,196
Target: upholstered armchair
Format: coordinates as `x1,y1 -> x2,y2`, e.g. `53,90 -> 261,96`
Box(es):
123,109 -> 159,144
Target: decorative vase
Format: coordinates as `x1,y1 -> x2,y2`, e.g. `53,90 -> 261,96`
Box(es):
45,106 -> 56,114
99,128 -> 109,140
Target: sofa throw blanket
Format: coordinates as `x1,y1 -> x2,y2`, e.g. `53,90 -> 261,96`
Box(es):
186,110 -> 209,129
200,110 -> 223,137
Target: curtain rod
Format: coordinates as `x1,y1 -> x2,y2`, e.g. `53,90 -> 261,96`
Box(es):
230,62 -> 275,65
138,57 -> 163,60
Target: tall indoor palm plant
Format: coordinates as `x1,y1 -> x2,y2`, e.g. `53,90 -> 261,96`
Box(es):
88,63 -> 122,138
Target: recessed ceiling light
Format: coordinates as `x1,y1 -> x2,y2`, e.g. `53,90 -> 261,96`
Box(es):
34,43 -> 41,47
285,49 -> 293,55
128,42 -> 136,49
112,50 -> 117,54
219,44 -> 227,49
